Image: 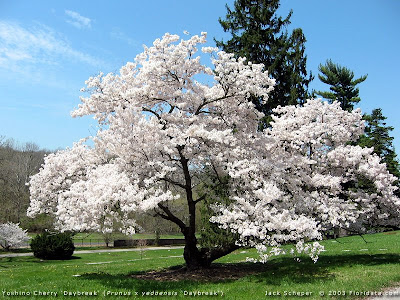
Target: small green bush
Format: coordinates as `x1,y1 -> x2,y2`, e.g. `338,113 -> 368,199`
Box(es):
30,232 -> 75,260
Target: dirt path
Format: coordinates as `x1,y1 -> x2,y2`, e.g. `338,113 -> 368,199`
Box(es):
366,285 -> 400,299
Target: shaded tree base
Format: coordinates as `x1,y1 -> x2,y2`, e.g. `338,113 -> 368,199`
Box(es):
131,263 -> 267,282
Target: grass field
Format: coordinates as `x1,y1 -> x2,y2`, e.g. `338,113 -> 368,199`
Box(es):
0,231 -> 399,299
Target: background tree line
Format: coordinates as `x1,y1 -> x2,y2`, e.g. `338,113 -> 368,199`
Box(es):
0,137 -> 52,231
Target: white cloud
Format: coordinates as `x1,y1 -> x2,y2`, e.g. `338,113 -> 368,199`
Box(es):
65,10 -> 91,29
110,28 -> 140,48
0,21 -> 102,68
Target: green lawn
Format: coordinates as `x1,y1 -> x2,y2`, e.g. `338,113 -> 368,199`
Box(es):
1,231 -> 399,299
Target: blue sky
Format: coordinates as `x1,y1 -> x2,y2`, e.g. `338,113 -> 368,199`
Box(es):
1,0 -> 399,152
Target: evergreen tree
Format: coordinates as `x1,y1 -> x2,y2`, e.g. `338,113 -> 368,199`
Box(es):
198,173 -> 238,250
316,61 -> 398,185
316,61 -> 400,230
216,0 -> 313,127
358,109 -> 400,191
316,59 -> 367,111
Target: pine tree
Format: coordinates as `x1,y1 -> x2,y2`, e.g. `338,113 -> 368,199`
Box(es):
316,59 -> 367,111
315,61 -> 398,185
216,0 -> 313,127
358,109 -> 400,192
198,173 -> 239,250
315,61 -> 399,231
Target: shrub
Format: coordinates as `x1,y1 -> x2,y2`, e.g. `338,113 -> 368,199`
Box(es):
30,232 -> 75,260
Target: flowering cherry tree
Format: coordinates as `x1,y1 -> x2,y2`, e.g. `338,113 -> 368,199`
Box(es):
0,222 -> 30,250
28,33 -> 400,269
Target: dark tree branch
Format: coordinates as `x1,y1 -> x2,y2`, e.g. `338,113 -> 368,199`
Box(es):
157,203 -> 186,232
168,104 -> 176,113
210,160 -> 223,184
142,107 -> 161,119
200,242 -> 241,265
194,194 -> 207,204
194,94 -> 231,115
176,145 -> 197,241
159,177 -> 186,190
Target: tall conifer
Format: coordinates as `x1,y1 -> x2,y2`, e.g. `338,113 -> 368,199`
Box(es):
216,0 -> 313,127
358,109 -> 400,196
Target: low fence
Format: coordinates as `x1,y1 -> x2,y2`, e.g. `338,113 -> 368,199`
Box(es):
73,239 -> 109,247
14,238 -> 184,249
15,239 -> 109,248
114,238 -> 185,247
75,238 -> 185,248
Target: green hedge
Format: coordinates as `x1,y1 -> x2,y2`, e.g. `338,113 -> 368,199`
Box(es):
30,232 -> 75,260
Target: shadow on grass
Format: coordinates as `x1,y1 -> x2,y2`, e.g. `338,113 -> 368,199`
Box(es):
0,256 -> 38,265
0,255 -> 81,267
251,253 -> 400,285
81,271 -> 203,292
79,253 -> 400,291
0,248 -> 32,254
43,255 -> 82,261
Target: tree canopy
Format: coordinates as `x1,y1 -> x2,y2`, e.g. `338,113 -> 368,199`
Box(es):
28,33 -> 400,269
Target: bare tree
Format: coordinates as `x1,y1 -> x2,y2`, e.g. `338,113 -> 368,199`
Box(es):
0,138 -> 47,224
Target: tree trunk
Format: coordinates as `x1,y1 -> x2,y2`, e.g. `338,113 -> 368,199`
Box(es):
182,230 -> 240,270
183,241 -> 207,269
169,146 -> 241,269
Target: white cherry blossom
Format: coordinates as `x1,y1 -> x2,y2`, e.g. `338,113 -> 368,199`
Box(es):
28,33 -> 400,267
0,223 -> 30,250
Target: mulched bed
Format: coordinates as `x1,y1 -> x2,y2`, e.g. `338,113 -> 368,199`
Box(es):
131,263 -> 267,282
